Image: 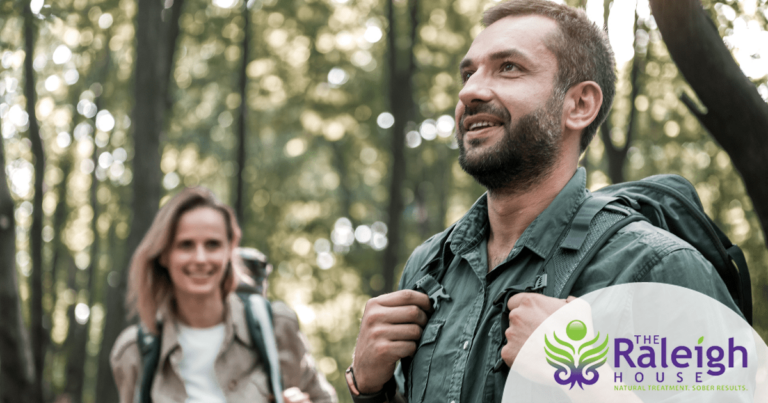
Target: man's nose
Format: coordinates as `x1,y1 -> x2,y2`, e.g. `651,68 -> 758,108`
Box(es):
458,71 -> 493,108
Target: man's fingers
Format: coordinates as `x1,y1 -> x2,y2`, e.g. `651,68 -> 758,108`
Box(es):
388,340 -> 419,359
507,292 -> 534,311
376,290 -> 433,313
389,305 -> 429,326
366,304 -> 429,327
506,292 -> 566,311
369,323 -> 423,342
501,343 -> 518,367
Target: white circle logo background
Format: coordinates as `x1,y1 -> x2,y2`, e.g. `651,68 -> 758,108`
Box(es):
503,283 -> 768,403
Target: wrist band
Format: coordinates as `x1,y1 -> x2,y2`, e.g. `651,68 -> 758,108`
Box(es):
345,367 -> 398,403
346,366 -> 361,394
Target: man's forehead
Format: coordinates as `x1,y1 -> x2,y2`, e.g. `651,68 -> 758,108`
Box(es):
462,14 -> 559,65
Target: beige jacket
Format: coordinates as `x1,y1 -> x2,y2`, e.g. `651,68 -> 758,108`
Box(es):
110,294 -> 337,403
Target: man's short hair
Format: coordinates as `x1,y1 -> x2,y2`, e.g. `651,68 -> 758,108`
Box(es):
483,0 -> 616,153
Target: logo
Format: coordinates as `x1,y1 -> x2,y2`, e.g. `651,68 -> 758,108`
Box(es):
543,319 -> 610,389
503,284 -> 767,403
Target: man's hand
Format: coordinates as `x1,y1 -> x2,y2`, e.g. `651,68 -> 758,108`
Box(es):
501,293 -> 576,367
351,290 -> 432,394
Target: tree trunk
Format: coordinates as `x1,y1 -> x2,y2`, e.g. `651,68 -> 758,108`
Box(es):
331,142 -> 352,218
62,256 -> 83,401
415,181 -> 429,240
381,0 -> 418,294
158,0 -> 185,113
649,0 -> 768,249
49,157 -> 71,316
95,0 -> 181,399
49,85 -> 79,336
415,162 -> 430,240
66,31 -> 113,403
600,8 -> 643,184
65,140 -> 101,403
0,119 -> 36,403
24,6 -> 47,402
234,2 -> 249,221
435,145 -> 451,231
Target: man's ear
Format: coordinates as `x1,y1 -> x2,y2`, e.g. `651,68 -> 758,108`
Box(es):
563,81 -> 602,132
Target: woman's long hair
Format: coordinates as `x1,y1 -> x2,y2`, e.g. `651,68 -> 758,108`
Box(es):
126,187 -> 242,334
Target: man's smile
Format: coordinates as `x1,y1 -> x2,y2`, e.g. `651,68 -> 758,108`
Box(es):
461,112 -> 507,143
462,113 -> 505,132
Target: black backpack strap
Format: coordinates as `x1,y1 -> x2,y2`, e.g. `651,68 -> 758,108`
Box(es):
137,322 -> 163,403
405,224 -> 457,309
400,225 -> 457,397
560,196 -> 621,251
487,196 -> 645,372
490,278 -> 548,373
707,217 -> 753,324
543,196 -> 647,298
238,292 -> 285,403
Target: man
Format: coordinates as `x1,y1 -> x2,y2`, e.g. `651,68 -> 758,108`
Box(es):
346,1 -> 739,403
237,247 -> 338,403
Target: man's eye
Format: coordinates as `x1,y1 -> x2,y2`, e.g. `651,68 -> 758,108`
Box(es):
462,71 -> 473,82
502,62 -> 517,72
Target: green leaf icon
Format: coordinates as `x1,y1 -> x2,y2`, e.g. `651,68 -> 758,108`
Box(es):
698,336 -> 704,345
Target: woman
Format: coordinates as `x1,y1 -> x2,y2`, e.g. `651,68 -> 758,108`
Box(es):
235,247 -> 337,403
110,188 -> 325,402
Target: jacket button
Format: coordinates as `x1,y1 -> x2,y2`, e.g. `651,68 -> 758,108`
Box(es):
229,380 -> 237,391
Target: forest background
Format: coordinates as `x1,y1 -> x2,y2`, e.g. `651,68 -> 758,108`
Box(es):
1,0 -> 767,402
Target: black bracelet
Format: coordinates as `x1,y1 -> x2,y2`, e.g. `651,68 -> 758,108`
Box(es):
346,366 -> 361,392
346,368 -> 398,403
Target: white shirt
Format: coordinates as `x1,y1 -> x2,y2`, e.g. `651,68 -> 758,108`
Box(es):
177,322 -> 227,403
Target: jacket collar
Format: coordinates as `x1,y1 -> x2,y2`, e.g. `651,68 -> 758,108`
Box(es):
157,293 -> 253,364
519,167 -> 588,259
446,168 -> 588,261
447,193 -> 489,257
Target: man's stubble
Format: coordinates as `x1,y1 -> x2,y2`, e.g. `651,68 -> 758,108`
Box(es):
457,94 -> 564,194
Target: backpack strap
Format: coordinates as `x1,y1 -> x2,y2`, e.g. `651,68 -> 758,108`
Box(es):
543,196 -> 648,298
405,223 -> 457,309
560,196 -> 621,251
490,281 -> 546,373
487,196 -> 641,372
399,224 -> 457,396
707,217 -> 753,324
137,322 -> 163,403
238,292 -> 285,403
413,274 -> 452,310
136,296 -> 288,403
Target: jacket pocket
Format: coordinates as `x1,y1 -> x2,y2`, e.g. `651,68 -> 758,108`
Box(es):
409,320 -> 444,403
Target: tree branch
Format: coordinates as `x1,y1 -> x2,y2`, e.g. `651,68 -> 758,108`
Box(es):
650,0 -> 768,248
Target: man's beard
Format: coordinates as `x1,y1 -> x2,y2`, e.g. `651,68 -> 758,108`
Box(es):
457,96 -> 563,193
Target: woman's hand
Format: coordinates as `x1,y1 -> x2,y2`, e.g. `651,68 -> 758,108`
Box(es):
283,387 -> 312,403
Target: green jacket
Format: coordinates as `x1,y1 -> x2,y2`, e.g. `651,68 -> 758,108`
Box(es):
396,168 -> 738,403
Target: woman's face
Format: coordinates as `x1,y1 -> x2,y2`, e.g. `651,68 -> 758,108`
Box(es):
161,206 -> 232,300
